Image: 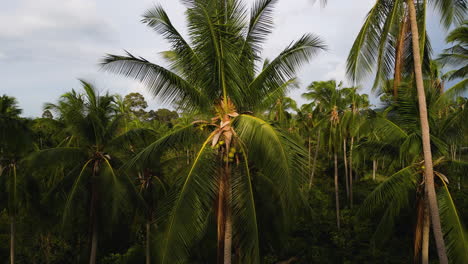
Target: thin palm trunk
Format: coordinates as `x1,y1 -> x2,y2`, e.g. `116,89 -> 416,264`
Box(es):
343,138 -> 349,199
372,159 -> 377,181
89,193 -> 98,264
146,178 -> 153,264
349,137 -> 354,208
308,136 -> 312,179
393,14 -> 408,98
309,130 -> 321,188
146,220 -> 151,264
89,162 -> 99,264
217,168 -> 226,264
407,1 -> 448,262
224,162 -> 232,264
334,152 -> 340,229
10,215 -> 15,264
422,198 -> 430,264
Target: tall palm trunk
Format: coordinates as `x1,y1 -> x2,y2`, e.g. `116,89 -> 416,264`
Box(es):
422,198 -> 430,264
334,152 -> 340,229
343,138 -> 349,199
224,162 -> 232,264
308,136 -> 312,180
146,220 -> 151,264
89,214 -> 98,264
89,162 -> 99,264
146,185 -> 153,264
217,158 -> 233,264
309,130 -> 321,188
217,166 -> 226,264
10,215 -> 15,264
407,1 -> 448,262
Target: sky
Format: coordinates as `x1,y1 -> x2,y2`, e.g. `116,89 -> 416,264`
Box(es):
0,0 -> 449,117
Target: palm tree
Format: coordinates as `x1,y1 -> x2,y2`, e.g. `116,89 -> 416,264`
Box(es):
31,81 -> 133,264
0,95 -> 33,264
101,0 -> 325,263
268,96 -> 298,128
358,81 -> 468,263
340,88 -> 370,207
111,118 -> 185,264
295,102 -> 322,187
345,0 -> 466,262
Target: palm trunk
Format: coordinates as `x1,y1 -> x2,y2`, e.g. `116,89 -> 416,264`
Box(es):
407,1 -> 448,263
372,160 -> 377,181
10,215 -> 15,264
146,179 -> 153,264
393,14 -> 408,98
224,162 -> 233,264
146,219 -> 151,264
217,168 -> 226,264
309,130 -> 321,188
343,138 -> 349,200
334,152 -> 340,229
89,162 -> 99,264
349,137 -> 354,208
422,198 -> 430,264
89,217 -> 98,264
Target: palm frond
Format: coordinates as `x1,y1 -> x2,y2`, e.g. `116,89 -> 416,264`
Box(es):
62,159 -> 93,226
248,34 -> 325,107
100,52 -> 207,111
430,0 -> 467,29
156,135 -> 217,264
241,0 -> 278,60
142,5 -> 199,75
346,0 -> 387,83
25,147 -> 88,169
231,143 -> 260,263
233,114 -> 307,208
359,166 -> 418,219
123,123 -> 203,171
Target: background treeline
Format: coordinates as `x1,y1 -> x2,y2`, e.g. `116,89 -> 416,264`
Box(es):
1,76 -> 467,263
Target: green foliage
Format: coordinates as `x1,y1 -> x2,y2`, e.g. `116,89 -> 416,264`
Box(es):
0,0 -> 467,263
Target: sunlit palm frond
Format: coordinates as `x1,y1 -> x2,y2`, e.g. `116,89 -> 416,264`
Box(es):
346,0 -> 389,84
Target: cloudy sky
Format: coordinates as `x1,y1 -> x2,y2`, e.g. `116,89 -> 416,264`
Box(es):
0,0 -> 449,117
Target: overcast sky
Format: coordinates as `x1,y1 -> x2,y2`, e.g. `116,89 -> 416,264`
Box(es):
0,0 -> 449,117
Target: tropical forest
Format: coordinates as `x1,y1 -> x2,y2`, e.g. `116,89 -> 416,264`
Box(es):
0,0 -> 467,263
